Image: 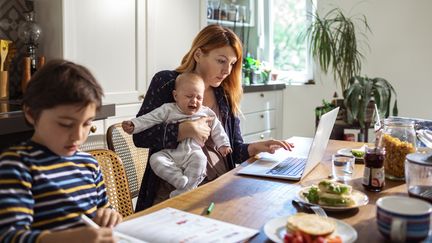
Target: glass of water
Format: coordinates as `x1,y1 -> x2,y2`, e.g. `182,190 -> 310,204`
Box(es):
332,154 -> 355,182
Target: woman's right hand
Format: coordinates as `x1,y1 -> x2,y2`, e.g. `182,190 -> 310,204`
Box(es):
178,116 -> 214,146
40,226 -> 117,243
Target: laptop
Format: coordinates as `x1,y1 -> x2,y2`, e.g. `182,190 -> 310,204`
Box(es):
237,107 -> 339,180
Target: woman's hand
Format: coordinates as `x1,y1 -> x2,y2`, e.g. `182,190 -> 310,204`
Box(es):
40,227 -> 117,243
93,208 -> 123,228
247,139 -> 294,157
178,117 -> 214,146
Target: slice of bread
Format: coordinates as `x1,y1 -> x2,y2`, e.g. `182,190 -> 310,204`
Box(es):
286,213 -> 336,236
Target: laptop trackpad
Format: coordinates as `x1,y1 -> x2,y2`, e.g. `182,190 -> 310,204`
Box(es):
239,160 -> 277,174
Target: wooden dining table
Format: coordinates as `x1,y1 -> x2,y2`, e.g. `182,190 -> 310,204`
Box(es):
126,139 -> 414,243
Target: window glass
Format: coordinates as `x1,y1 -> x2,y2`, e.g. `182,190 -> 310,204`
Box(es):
266,0 -> 314,84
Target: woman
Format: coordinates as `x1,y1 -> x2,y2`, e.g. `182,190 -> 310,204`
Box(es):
133,24 -> 293,211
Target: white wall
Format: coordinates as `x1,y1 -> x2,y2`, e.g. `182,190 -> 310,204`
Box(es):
283,0 -> 432,138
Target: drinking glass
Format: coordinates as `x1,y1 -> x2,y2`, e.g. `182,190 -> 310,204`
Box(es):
332,154 -> 355,181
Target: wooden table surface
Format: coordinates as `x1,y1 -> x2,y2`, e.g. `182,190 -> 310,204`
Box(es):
127,140 -> 411,243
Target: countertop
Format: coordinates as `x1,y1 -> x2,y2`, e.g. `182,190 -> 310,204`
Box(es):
242,82 -> 286,93
0,101 -> 116,135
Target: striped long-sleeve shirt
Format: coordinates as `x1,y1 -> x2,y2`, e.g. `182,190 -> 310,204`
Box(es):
0,141 -> 109,243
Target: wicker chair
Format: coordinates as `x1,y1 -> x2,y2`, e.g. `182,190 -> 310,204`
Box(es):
89,149 -> 134,218
106,123 -> 149,201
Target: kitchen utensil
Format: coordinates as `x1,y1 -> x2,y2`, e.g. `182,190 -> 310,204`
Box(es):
0,40 -> 9,71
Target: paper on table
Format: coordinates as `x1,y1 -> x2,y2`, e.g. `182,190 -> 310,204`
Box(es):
115,207 -> 259,243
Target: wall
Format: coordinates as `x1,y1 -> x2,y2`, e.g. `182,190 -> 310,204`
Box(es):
282,0 -> 432,138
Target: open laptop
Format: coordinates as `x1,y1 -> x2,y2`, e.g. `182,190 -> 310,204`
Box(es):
237,107 -> 339,180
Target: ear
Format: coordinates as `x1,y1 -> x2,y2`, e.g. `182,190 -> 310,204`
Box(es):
23,106 -> 36,126
172,90 -> 178,102
193,48 -> 202,62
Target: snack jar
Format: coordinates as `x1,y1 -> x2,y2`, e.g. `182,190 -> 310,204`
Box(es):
379,117 -> 416,180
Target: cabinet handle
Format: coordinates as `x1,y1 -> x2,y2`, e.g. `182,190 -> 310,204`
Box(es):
260,114 -> 264,118
260,93 -> 264,98
90,125 -> 97,133
138,94 -> 145,101
260,134 -> 265,139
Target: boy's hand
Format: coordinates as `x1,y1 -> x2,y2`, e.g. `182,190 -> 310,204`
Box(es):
121,121 -> 135,134
93,208 -> 123,228
218,146 -> 232,156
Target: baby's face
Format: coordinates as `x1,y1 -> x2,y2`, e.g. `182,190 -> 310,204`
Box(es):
173,79 -> 205,115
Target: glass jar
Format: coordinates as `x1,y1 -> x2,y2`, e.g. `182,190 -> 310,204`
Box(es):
405,152 -> 432,203
379,117 -> 416,180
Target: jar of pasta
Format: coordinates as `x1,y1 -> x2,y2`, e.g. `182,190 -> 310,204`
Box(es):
379,117 -> 416,180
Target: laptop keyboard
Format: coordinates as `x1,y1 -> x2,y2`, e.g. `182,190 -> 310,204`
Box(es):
266,157 -> 307,176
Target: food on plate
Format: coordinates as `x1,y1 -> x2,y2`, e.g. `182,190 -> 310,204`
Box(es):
303,180 -> 355,207
284,213 -> 342,243
286,213 -> 335,235
351,149 -> 365,158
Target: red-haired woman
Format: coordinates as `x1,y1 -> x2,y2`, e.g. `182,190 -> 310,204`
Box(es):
134,24 -> 293,211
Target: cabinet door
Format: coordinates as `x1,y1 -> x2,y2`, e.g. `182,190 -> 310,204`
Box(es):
240,110 -> 276,135
36,0 -> 146,106
241,91 -> 277,113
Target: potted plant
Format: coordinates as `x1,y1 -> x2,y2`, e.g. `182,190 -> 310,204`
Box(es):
343,76 -> 398,128
242,56 -> 260,85
300,7 -> 371,92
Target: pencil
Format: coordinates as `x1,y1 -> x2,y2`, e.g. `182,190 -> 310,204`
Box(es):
80,214 -> 100,228
206,202 -> 215,215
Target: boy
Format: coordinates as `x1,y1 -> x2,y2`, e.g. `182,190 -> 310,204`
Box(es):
122,73 -> 232,197
0,60 -> 122,243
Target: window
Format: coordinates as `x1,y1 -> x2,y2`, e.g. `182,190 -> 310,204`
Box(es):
259,0 -> 314,84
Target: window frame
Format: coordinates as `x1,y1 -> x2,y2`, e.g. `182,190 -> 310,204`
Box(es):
258,0 -> 315,85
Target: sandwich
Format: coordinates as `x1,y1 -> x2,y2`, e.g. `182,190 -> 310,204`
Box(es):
284,213 -> 342,243
303,180 -> 355,207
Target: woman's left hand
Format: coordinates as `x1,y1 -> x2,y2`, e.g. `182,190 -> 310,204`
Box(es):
247,139 -> 294,157
92,207 -> 123,228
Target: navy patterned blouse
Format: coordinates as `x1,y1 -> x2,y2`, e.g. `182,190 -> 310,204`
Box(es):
133,70 -> 250,211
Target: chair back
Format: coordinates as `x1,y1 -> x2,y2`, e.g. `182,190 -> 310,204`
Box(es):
89,149 -> 134,217
106,123 -> 149,199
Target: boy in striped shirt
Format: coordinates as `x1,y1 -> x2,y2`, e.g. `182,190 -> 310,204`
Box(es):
0,60 -> 122,243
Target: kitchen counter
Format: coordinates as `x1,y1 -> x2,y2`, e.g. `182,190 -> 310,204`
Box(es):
0,101 -> 115,150
242,82 -> 286,93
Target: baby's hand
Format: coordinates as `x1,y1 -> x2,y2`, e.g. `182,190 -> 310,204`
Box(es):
218,146 -> 232,157
122,120 -> 135,134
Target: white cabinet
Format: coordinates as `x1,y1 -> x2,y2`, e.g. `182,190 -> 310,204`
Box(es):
34,0 -> 202,136
240,90 -> 283,143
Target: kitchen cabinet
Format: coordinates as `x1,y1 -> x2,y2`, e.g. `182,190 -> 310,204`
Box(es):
34,0 -> 201,136
240,89 -> 284,143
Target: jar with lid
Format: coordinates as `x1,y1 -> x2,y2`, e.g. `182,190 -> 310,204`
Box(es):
379,117 -> 416,180
362,146 -> 386,192
405,152 -> 432,203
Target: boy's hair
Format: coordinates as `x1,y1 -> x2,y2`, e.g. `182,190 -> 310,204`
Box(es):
22,59 -> 104,121
174,72 -> 204,90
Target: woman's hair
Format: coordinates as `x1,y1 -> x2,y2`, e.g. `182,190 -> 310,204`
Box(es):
22,59 -> 104,121
176,24 -> 243,116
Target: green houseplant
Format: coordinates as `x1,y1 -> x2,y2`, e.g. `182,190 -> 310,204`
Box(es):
344,76 -> 398,128
300,7 -> 370,92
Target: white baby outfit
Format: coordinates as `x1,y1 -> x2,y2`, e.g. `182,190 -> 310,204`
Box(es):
131,103 -> 230,197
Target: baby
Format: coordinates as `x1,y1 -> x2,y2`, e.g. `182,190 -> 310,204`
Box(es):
122,72 -> 232,197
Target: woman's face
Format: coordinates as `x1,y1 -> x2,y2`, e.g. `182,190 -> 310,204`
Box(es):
194,46 -> 238,88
